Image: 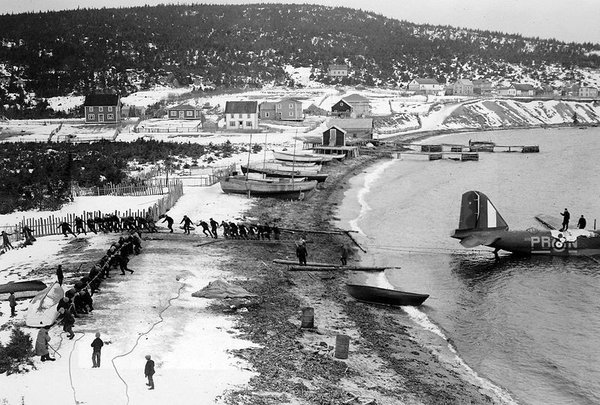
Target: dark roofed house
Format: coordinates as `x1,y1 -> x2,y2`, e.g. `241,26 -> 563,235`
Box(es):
168,104 -> 202,120
331,94 -> 371,117
84,94 -> 121,124
511,83 -> 536,97
326,118 -> 373,141
322,125 -> 347,147
225,101 -> 259,130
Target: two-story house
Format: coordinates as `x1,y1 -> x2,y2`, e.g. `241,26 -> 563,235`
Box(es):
167,104 -> 202,120
259,98 -> 304,121
512,83 -> 536,97
407,78 -> 445,95
331,94 -> 371,117
452,79 -> 474,96
84,94 -> 121,124
225,101 -> 259,130
472,80 -> 493,96
579,86 -> 599,98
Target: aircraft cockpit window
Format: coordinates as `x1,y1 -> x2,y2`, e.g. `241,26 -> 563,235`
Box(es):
526,227 -> 539,234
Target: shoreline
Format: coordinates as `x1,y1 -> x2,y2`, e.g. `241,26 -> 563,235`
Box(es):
224,150 -> 515,404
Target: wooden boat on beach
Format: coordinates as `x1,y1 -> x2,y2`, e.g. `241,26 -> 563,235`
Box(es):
346,284 -> 429,306
273,150 -> 339,163
0,280 -> 47,300
219,175 -> 317,198
240,163 -> 329,183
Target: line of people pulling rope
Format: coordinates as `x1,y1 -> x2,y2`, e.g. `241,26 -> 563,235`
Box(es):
159,214 -> 281,240
35,230 -> 143,364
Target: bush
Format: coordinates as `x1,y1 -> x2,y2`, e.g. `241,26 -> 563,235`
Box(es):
0,327 -> 34,375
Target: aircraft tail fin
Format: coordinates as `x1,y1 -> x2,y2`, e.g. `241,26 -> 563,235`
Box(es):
456,191 -> 509,231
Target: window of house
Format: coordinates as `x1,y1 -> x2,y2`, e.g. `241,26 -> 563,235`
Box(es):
246,121 -> 252,127
265,112 -> 270,117
107,114 -> 114,120
229,121 -> 235,127
88,106 -> 94,112
289,104 -> 293,109
99,106 -> 103,112
238,114 -> 242,119
289,111 -> 293,116
108,106 -> 113,112
186,111 -> 193,117
88,114 -> 95,120
276,104 -> 281,109
247,114 -> 251,118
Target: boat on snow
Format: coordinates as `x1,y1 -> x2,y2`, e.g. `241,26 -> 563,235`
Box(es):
219,175 -> 317,198
0,279 -> 47,300
240,163 -> 329,183
346,284 -> 429,306
273,150 -> 342,163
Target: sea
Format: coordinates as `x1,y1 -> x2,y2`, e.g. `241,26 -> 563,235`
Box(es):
337,127 -> 600,405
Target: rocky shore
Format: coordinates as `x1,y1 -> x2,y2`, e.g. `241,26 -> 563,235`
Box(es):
215,152 -> 510,404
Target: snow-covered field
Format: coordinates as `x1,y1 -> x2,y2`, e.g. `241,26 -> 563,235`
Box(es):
0,185 -> 259,405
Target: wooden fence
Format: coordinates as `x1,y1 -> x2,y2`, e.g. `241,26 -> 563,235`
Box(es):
9,181 -> 184,241
73,179 -> 181,197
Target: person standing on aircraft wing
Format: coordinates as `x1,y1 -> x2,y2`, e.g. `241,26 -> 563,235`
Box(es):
578,215 -> 587,229
560,208 -> 570,231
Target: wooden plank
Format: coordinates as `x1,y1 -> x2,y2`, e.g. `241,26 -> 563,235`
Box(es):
288,265 -> 386,272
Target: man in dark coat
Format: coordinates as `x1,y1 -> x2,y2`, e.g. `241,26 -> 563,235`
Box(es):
75,216 -> 86,235
58,222 -> 76,238
8,292 -> 17,317
58,307 -> 75,339
340,244 -> 350,266
86,218 -> 97,234
144,354 -> 155,390
91,332 -> 104,368
560,208 -> 571,231
180,215 -> 193,235
160,214 -> 174,233
296,241 -> 308,266
578,215 -> 587,229
209,218 -> 219,238
56,264 -> 64,285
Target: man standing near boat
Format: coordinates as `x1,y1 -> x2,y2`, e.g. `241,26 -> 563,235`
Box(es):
560,208 -> 570,231
296,240 -> 308,266
578,215 -> 587,229
340,244 -> 350,266
8,291 -> 17,317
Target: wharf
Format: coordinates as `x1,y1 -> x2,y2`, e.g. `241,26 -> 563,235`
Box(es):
390,151 -> 479,161
391,142 -> 539,153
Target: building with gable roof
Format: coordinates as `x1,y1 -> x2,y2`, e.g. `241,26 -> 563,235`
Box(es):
452,79 -> 474,96
259,98 -> 303,121
224,101 -> 259,130
326,118 -> 373,141
83,94 -> 121,124
407,78 -> 445,95
167,104 -> 202,120
327,64 -> 349,78
331,94 -> 371,117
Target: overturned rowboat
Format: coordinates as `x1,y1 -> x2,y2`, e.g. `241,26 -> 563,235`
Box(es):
0,279 -> 47,300
346,284 -> 429,306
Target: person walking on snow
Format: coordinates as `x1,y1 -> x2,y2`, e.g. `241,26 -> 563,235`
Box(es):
180,215 -> 193,235
91,332 -> 104,368
145,355 -> 155,390
35,326 -> 55,362
58,222 -> 77,238
58,307 -> 75,339
340,244 -> 349,266
199,220 -> 213,238
160,214 -> 174,233
75,216 -> 87,235
1,230 -> 14,250
56,264 -> 64,285
210,218 -> 219,238
560,208 -> 570,232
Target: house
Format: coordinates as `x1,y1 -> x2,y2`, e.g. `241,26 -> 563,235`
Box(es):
224,101 -> 259,130
497,86 -> 516,97
326,118 -> 373,141
322,125 -> 347,147
472,80 -> 493,96
304,103 -> 329,116
331,94 -> 371,117
328,64 -> 349,78
167,104 -> 202,120
579,86 -> 599,98
259,98 -> 304,121
452,79 -> 474,96
407,78 -> 445,95
83,94 -> 121,124
511,83 -> 536,97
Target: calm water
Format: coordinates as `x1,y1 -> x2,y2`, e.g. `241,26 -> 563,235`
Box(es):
341,127 -> 600,405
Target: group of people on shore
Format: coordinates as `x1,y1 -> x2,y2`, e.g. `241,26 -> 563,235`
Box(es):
159,213 -> 281,240
58,214 -> 159,238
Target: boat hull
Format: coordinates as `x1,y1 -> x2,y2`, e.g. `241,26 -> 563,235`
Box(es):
240,165 -> 328,183
0,280 -> 47,300
219,176 -> 317,198
273,151 -> 334,163
346,284 -> 429,306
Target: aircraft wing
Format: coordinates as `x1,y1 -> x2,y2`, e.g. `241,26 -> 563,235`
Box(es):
459,234 -> 500,248
535,214 -> 561,230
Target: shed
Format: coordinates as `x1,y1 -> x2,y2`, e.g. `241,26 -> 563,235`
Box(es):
322,126 -> 347,147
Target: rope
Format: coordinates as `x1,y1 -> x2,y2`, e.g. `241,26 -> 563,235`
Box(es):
68,332 -> 86,405
110,281 -> 185,405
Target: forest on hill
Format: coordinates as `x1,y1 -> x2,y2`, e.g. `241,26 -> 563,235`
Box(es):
0,3 -> 599,116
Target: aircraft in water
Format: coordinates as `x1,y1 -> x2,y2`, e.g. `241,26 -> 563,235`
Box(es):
451,190 -> 600,256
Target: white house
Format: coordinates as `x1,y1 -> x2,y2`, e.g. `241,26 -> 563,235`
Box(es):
224,101 -> 259,130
